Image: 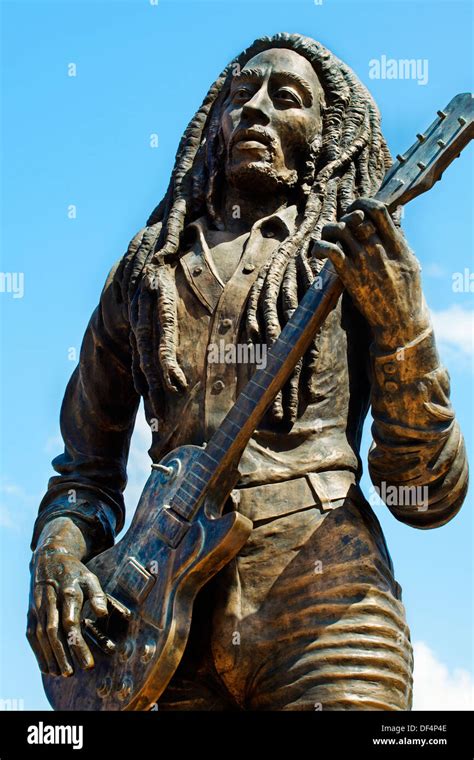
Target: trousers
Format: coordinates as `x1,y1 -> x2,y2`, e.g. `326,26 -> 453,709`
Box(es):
158,491 -> 413,711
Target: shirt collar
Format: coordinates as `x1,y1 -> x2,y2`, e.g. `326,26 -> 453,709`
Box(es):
181,204 -> 299,249
179,204 -> 300,315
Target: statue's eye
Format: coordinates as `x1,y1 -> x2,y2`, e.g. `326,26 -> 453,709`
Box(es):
274,88 -> 302,106
232,87 -> 253,103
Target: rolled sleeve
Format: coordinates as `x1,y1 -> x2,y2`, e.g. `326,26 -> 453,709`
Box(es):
368,326 -> 468,529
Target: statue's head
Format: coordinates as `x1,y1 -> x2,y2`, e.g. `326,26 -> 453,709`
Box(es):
130,34 -> 393,424
221,47 -> 324,196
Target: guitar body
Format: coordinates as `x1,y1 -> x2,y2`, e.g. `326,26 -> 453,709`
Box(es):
42,445 -> 252,711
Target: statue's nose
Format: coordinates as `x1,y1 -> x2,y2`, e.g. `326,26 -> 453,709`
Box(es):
241,87 -> 271,125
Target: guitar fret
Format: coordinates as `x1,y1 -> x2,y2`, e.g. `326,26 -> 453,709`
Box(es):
216,429 -> 233,442
297,303 -> 313,314
201,450 -> 219,465
172,493 -> 189,512
272,342 -> 290,358
188,470 -> 208,486
228,407 -> 248,424
261,368 -> 277,379
194,460 -> 211,476
180,482 -> 200,498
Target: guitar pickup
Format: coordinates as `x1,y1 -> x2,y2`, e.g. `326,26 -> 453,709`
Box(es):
153,506 -> 190,549
116,557 -> 156,604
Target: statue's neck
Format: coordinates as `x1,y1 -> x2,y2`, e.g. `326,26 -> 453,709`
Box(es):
217,185 -> 291,234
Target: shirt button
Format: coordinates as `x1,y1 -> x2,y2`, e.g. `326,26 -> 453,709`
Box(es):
385,381 -> 398,393
383,362 -> 397,374
220,318 -> 232,332
212,380 -> 225,393
243,263 -> 255,273
193,266 -> 203,276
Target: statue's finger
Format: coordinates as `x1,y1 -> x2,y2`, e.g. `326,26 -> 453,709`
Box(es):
44,585 -> 74,677
84,573 -> 108,618
349,198 -> 402,250
26,611 -> 50,674
61,585 -> 94,670
322,222 -> 363,260
34,585 -> 60,676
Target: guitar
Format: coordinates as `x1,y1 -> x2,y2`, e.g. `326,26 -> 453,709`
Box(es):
43,92 -> 473,710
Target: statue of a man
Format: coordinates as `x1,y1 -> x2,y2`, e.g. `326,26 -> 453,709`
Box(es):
27,33 -> 468,711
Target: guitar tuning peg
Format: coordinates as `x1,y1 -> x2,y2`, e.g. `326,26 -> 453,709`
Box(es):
437,110 -> 447,119
458,116 -> 467,126
152,463 -> 174,476
417,161 -> 427,171
416,133 -> 426,142
396,154 -> 406,163
437,139 -> 446,148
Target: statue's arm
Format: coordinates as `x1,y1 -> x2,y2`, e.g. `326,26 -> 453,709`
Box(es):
30,255 -> 141,556
27,237 -> 147,676
314,197 -> 468,529
367,305 -> 468,528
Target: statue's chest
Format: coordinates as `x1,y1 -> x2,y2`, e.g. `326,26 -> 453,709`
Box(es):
207,232 -> 250,284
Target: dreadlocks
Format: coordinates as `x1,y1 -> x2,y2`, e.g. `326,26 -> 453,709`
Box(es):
123,33 -> 393,426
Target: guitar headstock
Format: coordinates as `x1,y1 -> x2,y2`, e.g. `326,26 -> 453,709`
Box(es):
376,92 -> 473,212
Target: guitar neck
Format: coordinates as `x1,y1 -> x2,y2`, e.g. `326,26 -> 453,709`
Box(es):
169,93 -> 473,521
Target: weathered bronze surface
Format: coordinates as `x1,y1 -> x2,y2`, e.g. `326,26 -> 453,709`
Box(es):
27,33 -> 469,711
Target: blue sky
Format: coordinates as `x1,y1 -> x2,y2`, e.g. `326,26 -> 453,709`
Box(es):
1,0 -> 472,710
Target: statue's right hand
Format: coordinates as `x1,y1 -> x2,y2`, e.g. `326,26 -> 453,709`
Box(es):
26,547 -> 108,677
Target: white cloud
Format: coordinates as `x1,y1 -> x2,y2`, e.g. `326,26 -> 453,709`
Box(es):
0,504 -> 15,529
0,482 -> 28,530
430,305 -> 474,365
412,641 -> 474,710
422,262 -> 447,279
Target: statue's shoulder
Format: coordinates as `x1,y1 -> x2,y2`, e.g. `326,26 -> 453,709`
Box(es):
105,221 -> 164,309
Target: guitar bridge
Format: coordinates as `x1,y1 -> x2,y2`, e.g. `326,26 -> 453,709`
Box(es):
83,618 -> 116,655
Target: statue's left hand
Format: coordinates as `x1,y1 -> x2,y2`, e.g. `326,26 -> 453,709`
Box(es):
314,198 -> 430,351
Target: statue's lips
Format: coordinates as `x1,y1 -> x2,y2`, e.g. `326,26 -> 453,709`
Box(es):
233,139 -> 270,151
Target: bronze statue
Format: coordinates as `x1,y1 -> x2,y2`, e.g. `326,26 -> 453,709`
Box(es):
27,33 -> 469,711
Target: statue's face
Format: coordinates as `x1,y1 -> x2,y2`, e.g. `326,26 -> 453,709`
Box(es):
221,48 -> 324,194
